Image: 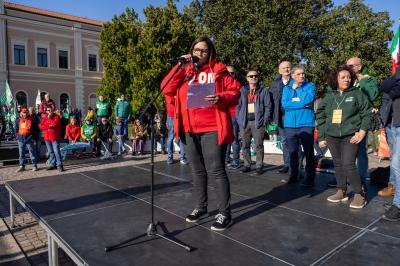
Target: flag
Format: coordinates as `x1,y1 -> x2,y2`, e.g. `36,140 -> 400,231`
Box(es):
390,26 -> 400,75
35,89 -> 41,106
0,80 -> 13,107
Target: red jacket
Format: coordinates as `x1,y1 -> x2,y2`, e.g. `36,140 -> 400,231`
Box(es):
66,124 -> 81,141
161,61 -> 241,144
165,95 -> 175,118
40,114 -> 61,142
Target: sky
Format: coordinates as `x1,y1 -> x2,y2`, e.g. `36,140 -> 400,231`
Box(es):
6,0 -> 400,32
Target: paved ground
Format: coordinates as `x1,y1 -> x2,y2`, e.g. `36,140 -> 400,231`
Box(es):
0,150 -> 390,266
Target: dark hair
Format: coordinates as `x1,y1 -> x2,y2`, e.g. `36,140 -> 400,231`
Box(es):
189,36 -> 216,63
327,66 -> 356,90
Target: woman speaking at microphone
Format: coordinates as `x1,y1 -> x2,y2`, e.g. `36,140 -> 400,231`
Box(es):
161,36 -> 241,231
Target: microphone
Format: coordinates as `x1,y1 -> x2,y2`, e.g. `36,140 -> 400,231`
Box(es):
173,56 -> 199,64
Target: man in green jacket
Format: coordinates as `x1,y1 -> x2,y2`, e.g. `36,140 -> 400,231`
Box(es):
95,95 -> 112,124
115,93 -> 132,132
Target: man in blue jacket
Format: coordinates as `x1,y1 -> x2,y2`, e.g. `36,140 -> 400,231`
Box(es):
236,69 -> 272,175
281,66 -> 316,187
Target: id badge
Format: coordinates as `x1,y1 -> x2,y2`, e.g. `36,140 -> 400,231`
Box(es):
332,109 -> 342,124
292,97 -> 300,102
248,103 -> 255,113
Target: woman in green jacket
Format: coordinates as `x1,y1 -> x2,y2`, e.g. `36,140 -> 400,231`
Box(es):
316,66 -> 372,209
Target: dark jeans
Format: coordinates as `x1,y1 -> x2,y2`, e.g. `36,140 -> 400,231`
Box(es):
326,135 -> 361,193
18,139 -> 37,167
285,127 -> 315,181
240,120 -> 265,169
226,116 -> 240,166
45,141 -> 63,167
181,131 -> 231,216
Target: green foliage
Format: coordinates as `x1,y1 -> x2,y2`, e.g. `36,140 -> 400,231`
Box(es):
190,0 -> 392,94
304,0 -> 392,96
98,0 -> 199,115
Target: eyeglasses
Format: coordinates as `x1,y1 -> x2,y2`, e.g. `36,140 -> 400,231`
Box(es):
347,64 -> 360,68
247,75 -> 259,79
193,48 -> 209,54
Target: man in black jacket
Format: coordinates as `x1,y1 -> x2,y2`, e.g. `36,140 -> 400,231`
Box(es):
270,61 -> 292,173
96,117 -> 113,157
381,67 -> 400,221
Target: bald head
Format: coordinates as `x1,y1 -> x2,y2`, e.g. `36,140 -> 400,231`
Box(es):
279,61 -> 291,78
227,66 -> 236,77
346,57 -> 362,74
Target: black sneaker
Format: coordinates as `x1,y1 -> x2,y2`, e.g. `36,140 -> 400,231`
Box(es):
281,177 -> 298,184
185,208 -> 208,223
46,165 -> 57,171
241,166 -> 251,173
383,203 -> 392,211
278,166 -> 289,174
382,205 -> 400,222
256,168 -> 263,175
211,214 -> 232,231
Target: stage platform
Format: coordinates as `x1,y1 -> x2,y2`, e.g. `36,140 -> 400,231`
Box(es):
5,161 -> 400,266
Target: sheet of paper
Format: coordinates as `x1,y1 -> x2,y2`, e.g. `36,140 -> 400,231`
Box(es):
187,83 -> 216,109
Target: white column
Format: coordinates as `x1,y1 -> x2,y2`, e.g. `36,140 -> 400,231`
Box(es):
0,0 -> 7,90
73,23 -> 84,111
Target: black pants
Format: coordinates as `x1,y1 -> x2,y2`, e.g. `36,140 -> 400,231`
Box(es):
326,135 -> 361,193
181,131 -> 231,216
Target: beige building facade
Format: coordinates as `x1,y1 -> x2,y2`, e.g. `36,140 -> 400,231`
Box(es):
0,0 -> 104,111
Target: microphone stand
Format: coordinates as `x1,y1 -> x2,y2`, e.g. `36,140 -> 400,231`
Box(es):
105,63 -> 192,252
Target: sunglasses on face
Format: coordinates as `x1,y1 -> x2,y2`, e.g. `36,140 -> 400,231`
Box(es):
347,64 -> 359,68
46,109 -> 52,112
247,75 -> 259,78
193,48 -> 209,54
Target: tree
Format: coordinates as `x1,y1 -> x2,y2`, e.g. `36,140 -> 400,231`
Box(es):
98,8 -> 141,106
189,0 -> 392,93
99,0 -> 199,116
189,0 -> 333,84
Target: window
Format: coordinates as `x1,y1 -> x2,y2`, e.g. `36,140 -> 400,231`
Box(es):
60,93 -> 69,110
88,54 -> 97,71
16,91 -> 27,107
37,47 -> 48,67
14,45 -> 25,65
58,50 -> 68,69
88,94 -> 97,108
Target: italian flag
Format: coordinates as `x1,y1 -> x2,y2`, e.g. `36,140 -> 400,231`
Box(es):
390,26 -> 400,74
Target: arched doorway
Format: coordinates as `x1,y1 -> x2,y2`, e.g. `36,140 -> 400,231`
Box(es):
60,93 -> 70,110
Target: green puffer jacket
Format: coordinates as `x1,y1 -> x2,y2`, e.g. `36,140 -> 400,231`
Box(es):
316,87 -> 372,141
115,100 -> 132,119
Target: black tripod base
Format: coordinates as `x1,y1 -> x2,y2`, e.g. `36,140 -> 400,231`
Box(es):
105,222 -> 193,253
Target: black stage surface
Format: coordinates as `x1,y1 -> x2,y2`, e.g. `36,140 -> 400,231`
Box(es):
5,161 -> 400,266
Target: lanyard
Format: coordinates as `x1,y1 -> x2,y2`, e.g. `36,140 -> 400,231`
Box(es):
333,92 -> 346,109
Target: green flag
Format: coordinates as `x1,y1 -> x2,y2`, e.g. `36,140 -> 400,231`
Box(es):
0,80 -> 13,107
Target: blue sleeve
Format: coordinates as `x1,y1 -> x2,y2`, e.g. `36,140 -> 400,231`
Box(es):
282,83 -> 316,111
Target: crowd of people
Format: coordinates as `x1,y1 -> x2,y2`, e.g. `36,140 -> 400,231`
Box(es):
0,35 -> 399,231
